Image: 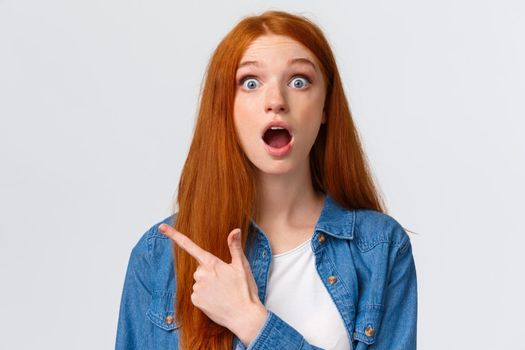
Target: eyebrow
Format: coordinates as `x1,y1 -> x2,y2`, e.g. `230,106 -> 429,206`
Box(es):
237,57 -> 318,72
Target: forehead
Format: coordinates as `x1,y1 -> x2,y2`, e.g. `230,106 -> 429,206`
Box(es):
238,34 -> 318,67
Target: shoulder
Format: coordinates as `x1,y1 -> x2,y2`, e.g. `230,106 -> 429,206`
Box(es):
126,213 -> 179,295
352,209 -> 410,253
129,213 -> 177,272
133,214 -> 176,250
117,213 -> 182,343
347,210 -> 417,346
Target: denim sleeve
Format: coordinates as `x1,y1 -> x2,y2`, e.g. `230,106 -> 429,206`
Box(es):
234,310 -> 325,350
115,231 -> 152,349
366,238 -> 418,350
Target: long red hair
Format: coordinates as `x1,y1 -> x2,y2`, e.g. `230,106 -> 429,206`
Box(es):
170,10 -> 386,349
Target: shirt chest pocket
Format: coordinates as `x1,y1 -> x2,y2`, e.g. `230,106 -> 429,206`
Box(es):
146,290 -> 180,331
352,304 -> 384,348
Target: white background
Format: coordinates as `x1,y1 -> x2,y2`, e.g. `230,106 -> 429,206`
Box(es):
1,1 -> 524,349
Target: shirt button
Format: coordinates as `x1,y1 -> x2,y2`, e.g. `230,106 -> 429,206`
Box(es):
165,315 -> 174,324
262,250 -> 267,257
365,325 -> 375,337
317,233 -> 326,243
327,275 -> 337,284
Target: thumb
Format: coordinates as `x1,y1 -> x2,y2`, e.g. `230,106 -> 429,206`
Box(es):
228,228 -> 244,266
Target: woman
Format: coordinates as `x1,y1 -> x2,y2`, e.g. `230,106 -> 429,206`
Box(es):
116,10 -> 417,350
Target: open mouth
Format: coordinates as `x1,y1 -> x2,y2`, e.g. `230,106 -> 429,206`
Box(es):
262,127 -> 292,149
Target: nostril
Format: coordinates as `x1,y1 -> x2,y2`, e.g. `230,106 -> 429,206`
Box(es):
266,98 -> 287,112
267,107 -> 287,114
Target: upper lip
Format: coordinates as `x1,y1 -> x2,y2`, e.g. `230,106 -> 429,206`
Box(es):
261,120 -> 294,139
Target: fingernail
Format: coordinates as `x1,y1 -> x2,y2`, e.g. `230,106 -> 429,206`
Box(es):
159,224 -> 167,232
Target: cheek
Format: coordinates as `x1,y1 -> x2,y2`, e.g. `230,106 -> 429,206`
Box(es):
234,95 -> 257,116
293,93 -> 325,122
233,98 -> 245,122
308,90 -> 326,113
293,94 -> 325,142
233,98 -> 247,135
233,98 -> 259,148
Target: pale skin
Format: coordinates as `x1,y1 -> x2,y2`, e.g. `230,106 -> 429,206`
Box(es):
159,34 -> 327,346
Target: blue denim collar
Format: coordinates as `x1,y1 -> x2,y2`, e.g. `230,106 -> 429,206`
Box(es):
249,192 -> 355,240
314,192 -> 355,240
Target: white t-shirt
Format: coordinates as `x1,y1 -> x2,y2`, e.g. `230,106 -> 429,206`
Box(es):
264,237 -> 352,350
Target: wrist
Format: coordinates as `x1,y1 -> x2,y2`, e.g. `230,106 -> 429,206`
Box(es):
230,303 -> 268,346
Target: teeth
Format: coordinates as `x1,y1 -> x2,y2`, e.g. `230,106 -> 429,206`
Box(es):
270,126 -> 285,130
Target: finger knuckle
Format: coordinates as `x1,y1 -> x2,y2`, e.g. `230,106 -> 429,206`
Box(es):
204,254 -> 216,266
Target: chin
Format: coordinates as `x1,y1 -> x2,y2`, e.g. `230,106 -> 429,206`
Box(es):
254,160 -> 296,175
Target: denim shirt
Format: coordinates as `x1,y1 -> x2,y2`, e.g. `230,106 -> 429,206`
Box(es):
116,193 -> 417,350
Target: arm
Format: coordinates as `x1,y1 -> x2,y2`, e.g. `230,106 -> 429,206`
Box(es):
115,232 -> 152,349
368,238 -> 417,350
235,310 -> 326,350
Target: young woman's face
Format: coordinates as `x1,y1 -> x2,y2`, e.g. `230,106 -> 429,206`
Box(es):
233,34 -> 326,176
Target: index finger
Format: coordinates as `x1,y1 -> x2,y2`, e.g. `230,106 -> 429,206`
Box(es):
158,223 -> 209,265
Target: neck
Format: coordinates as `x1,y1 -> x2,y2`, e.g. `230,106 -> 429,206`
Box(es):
254,159 -> 324,228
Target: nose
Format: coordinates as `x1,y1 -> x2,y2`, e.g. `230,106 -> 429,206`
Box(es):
265,83 -> 288,114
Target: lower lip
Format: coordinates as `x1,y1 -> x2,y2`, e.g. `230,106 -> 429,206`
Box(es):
263,136 -> 294,157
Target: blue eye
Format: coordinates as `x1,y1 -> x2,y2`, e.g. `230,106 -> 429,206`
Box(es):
289,76 -> 310,89
241,77 -> 260,90
238,75 -> 311,90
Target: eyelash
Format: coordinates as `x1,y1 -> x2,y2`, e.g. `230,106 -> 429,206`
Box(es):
237,74 -> 312,89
